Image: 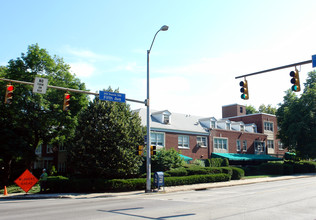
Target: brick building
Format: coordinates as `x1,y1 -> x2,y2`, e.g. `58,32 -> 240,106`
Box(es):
136,104 -> 286,161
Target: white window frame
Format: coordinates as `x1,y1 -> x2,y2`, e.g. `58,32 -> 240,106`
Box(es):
267,140 -> 274,149
178,135 -> 190,149
214,138 -> 228,150
243,140 -> 247,152
236,140 -> 241,152
59,143 -> 66,151
35,144 -> 42,155
264,122 -> 274,131
151,132 -> 165,147
278,141 -> 284,150
197,136 -> 207,148
46,144 -> 53,154
163,114 -> 170,124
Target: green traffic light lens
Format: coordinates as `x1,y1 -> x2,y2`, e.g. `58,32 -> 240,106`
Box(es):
241,94 -> 245,99
292,85 -> 297,91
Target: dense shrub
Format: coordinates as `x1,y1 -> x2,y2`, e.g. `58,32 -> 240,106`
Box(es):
166,167 -> 188,176
164,173 -> 230,186
205,158 -> 229,167
283,163 -> 294,175
260,163 -> 284,175
231,167 -> 245,180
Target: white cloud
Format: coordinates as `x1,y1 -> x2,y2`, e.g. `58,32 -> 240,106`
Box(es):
63,46 -> 121,62
70,62 -> 95,78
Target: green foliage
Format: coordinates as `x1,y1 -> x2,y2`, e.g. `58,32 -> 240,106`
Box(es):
165,167 -> 188,176
68,91 -> 144,179
192,159 -> 205,167
277,70 -> 316,158
246,105 -> 257,114
259,163 -> 284,175
246,104 -> 277,115
151,148 -> 184,172
231,167 -> 245,180
0,44 -> 89,183
164,174 -> 230,186
205,158 -> 229,167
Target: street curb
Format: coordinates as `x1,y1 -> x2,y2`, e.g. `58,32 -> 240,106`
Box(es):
1,173 -> 315,200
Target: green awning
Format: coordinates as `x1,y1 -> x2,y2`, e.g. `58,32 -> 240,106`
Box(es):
211,153 -> 283,161
179,154 -> 193,161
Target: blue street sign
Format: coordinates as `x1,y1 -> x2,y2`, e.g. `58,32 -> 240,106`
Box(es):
99,91 -> 126,103
312,55 -> 316,68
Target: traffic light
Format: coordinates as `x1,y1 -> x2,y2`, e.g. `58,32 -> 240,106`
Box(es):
63,92 -> 71,111
4,84 -> 14,104
150,145 -> 156,156
137,145 -> 144,156
239,79 -> 249,100
290,68 -> 301,92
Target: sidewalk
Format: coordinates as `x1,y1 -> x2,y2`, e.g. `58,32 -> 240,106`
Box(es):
1,173 -> 315,200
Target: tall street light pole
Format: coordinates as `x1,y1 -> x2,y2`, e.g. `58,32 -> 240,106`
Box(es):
146,25 -> 169,193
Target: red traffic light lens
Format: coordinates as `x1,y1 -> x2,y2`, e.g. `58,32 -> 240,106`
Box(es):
65,94 -> 71,99
7,85 -> 14,91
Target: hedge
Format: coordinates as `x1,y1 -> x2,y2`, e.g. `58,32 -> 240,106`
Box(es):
231,167 -> 245,180
205,158 -> 229,167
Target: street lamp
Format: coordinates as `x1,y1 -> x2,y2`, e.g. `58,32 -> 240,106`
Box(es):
146,25 -> 169,193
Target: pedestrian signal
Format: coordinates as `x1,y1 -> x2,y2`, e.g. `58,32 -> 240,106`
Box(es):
150,145 -> 156,156
137,145 -> 144,156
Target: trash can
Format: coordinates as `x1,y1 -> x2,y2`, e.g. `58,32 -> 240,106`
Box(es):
154,172 -> 164,190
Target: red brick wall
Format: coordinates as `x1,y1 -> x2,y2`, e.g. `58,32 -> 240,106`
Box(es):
165,132 -> 209,160
210,129 -> 267,154
222,104 -> 246,118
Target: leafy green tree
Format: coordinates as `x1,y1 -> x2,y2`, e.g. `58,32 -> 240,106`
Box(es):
246,105 -> 257,114
151,148 -> 184,172
68,91 -> 144,178
0,44 -> 89,183
277,71 -> 316,158
258,104 -> 277,115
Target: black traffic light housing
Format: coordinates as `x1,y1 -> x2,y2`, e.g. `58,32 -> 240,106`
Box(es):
4,84 -> 14,104
290,67 -> 301,92
151,145 -> 156,156
63,92 -> 71,111
239,79 -> 249,100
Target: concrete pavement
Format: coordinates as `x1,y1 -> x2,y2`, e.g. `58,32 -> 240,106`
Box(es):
1,173 -> 315,200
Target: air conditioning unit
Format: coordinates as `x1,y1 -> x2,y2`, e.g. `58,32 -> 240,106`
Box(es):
197,142 -> 203,147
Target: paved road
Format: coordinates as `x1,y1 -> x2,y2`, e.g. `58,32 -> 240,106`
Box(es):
1,176 -> 316,219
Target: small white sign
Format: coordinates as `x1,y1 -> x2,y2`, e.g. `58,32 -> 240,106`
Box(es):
33,77 -> 48,94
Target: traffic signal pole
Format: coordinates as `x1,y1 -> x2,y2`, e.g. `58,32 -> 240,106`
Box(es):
0,77 -> 145,104
235,59 -> 312,79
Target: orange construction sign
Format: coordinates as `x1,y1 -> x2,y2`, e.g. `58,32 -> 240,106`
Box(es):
14,169 -> 39,193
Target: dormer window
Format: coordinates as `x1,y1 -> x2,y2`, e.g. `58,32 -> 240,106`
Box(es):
163,114 -> 170,124
211,121 -> 216,128
226,123 -> 231,130
240,125 -> 245,131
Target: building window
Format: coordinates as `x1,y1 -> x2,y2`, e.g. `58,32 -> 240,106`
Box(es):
226,123 -> 231,130
264,122 -> 274,131
240,107 -> 243,113
46,144 -> 53,154
240,125 -> 245,131
197,136 -> 207,147
58,162 -> 66,172
151,132 -> 164,147
254,141 -> 265,154
211,121 -> 216,128
236,140 -> 241,151
163,115 -> 170,124
243,140 -> 247,151
278,141 -> 284,150
214,138 -> 228,150
35,144 -> 42,155
267,140 -> 274,149
178,135 -> 189,149
59,143 -> 66,151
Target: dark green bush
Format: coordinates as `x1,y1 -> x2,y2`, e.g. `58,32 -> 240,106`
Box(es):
186,167 -> 209,175
260,163 -> 284,175
166,167 -> 188,176
231,167 -> 245,180
164,173 -> 230,186
222,158 -> 229,167
283,163 -> 294,175
108,178 -> 146,191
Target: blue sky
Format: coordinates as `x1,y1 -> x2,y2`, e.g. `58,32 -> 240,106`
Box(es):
1,0 -> 316,118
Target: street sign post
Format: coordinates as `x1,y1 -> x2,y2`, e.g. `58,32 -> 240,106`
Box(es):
14,169 -> 38,193
99,91 -> 126,103
33,77 -> 48,94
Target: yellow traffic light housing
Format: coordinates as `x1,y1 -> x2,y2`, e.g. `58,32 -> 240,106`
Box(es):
150,145 -> 156,156
290,67 -> 301,92
239,79 -> 249,100
63,92 -> 71,111
4,84 -> 14,104
137,145 -> 144,156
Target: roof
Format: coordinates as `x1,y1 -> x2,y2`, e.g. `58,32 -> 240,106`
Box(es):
211,153 -> 283,161
134,108 -> 209,135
